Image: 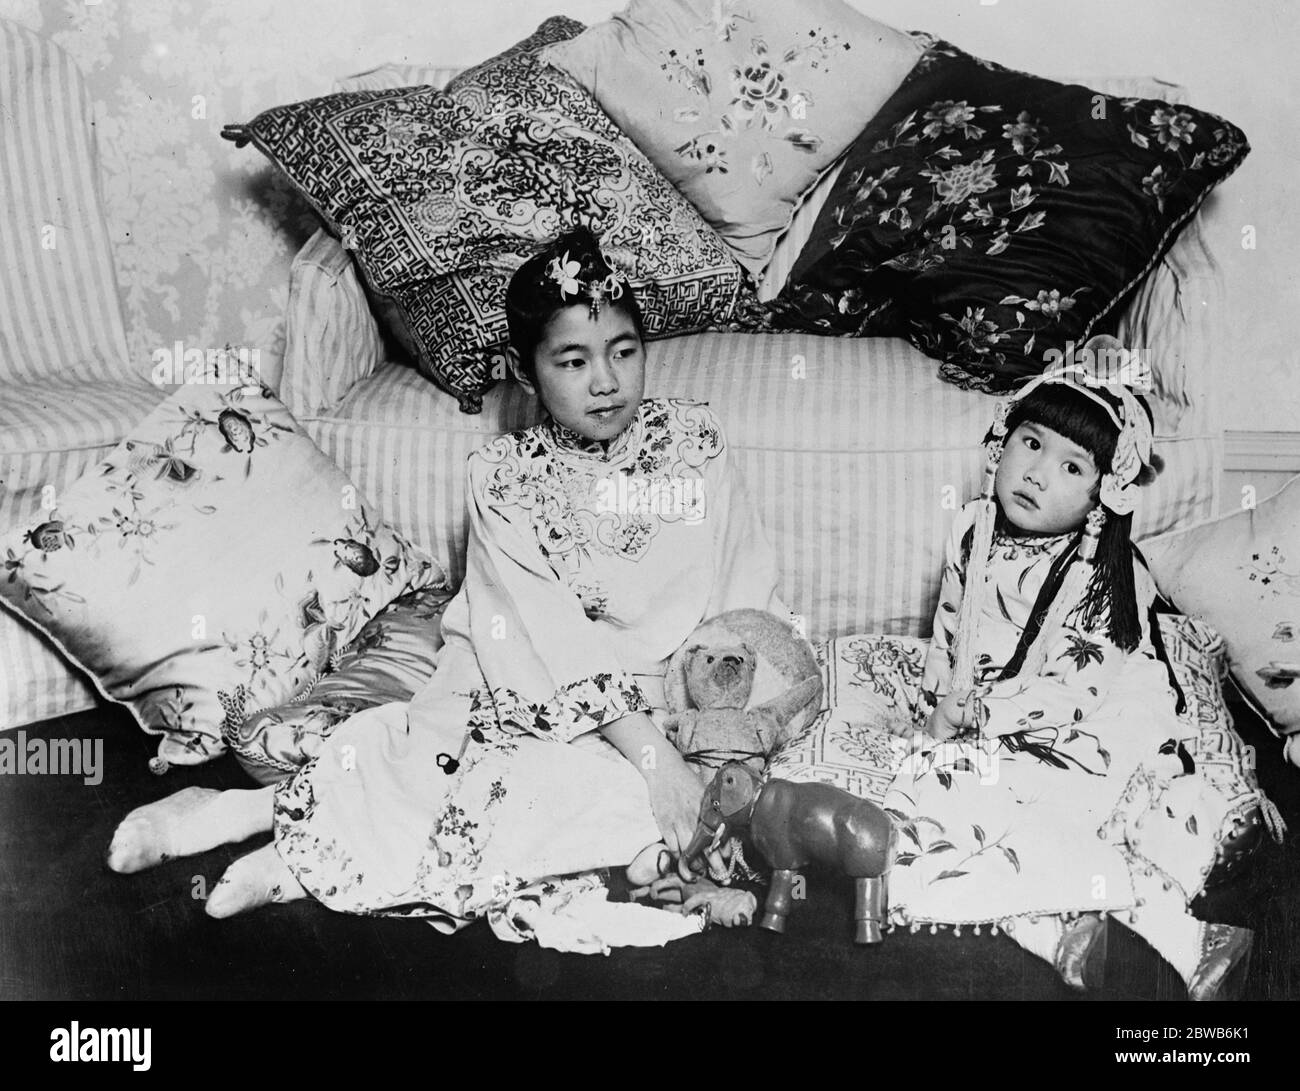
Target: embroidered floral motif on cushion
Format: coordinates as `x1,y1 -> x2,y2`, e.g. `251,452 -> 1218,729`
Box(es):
774,38 -> 1250,391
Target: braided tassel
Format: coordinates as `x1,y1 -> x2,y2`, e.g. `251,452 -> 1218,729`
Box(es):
1021,507 -> 1106,677
951,448 -> 1001,693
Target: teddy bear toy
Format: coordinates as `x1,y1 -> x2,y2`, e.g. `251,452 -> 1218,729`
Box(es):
662,609 -> 824,774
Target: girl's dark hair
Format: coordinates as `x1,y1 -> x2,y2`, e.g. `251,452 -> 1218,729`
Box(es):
992,382 -> 1162,652
504,227 -> 645,379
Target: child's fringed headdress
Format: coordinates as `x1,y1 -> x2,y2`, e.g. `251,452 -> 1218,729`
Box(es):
951,335 -> 1157,694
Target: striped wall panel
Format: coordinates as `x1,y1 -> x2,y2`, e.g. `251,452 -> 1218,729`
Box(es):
0,445 -> 117,728
0,21 -> 132,385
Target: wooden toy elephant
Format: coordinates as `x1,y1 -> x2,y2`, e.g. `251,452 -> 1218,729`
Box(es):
682,762 -> 897,944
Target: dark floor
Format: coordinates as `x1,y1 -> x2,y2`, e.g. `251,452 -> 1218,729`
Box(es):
1,686 -> 1296,1003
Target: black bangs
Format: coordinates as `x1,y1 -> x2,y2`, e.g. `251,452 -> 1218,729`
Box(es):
1003,383 -> 1119,474
504,226 -> 645,376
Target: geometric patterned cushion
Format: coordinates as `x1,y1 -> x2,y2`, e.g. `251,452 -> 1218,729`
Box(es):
234,17 -> 753,412
276,65 -> 466,420
1149,613 -> 1274,890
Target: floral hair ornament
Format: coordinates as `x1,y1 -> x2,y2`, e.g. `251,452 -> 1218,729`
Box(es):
544,245 -> 629,320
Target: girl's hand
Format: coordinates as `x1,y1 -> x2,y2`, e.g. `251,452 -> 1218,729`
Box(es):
644,749 -> 706,875
601,711 -> 706,877
925,691 -> 971,740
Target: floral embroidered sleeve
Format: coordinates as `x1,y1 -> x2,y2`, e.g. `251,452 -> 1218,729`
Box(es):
971,559 -> 1165,739
970,621 -> 1129,738
462,451 -> 650,744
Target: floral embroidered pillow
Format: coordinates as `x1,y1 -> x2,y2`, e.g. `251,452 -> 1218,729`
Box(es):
766,633 -> 925,804
541,0 -> 924,276
0,381 -> 446,766
233,17 -> 752,413
773,38 -> 1250,392
1141,475 -> 1300,739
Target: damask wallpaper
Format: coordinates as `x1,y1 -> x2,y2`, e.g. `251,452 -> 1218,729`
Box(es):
3,0 -> 612,390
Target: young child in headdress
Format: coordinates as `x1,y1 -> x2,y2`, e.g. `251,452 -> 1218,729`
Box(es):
887,338 -> 1253,1000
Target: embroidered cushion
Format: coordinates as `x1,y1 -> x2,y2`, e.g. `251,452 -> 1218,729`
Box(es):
772,38 -> 1250,392
235,17 -> 752,413
1141,476 -> 1300,740
0,380 -> 445,765
541,0 -> 924,277
766,633 -> 925,803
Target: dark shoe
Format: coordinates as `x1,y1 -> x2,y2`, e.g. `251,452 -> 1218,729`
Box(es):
1055,913 -> 1109,992
1188,924 -> 1253,1001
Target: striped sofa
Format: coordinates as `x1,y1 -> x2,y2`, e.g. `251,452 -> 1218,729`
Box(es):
0,36 -> 1226,733
0,22 -> 165,728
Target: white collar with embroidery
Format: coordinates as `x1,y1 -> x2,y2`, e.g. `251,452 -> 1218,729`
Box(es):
542,409 -> 641,464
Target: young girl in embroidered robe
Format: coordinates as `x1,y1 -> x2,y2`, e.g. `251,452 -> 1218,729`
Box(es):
885,361 -> 1252,1000
107,229 -> 784,935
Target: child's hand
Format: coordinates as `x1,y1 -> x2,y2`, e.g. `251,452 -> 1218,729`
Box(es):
925,691 -> 972,740
643,748 -> 705,874
886,708 -> 921,737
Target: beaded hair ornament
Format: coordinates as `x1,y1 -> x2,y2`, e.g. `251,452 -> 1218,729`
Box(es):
543,245 -> 630,320
951,335 -> 1157,694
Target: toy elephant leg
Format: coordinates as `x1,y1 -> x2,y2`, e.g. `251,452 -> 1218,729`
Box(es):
760,868 -> 800,934
853,875 -> 887,945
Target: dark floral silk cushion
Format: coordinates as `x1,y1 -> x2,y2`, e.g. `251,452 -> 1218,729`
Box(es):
232,17 -> 753,413
771,37 -> 1250,392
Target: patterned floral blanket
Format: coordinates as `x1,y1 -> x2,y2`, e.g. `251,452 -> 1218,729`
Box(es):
768,616 -> 1266,929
